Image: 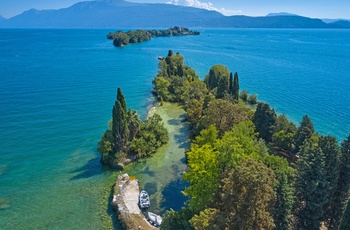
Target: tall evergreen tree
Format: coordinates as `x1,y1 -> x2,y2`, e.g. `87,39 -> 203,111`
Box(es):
339,199 -> 350,230
274,172 -> 294,230
177,64 -> 184,77
263,155 -> 295,230
229,72 -> 233,96
112,88 -> 129,153
294,115 -> 314,153
294,141 -> 328,230
319,135 -> 341,228
252,102 -> 277,143
330,134 -> 350,228
216,75 -> 229,99
117,87 -> 126,112
232,72 -> 239,101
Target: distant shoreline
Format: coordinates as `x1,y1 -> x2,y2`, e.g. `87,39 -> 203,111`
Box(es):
106,26 -> 200,47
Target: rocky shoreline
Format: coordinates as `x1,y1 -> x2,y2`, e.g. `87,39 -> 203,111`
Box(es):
111,174 -> 157,230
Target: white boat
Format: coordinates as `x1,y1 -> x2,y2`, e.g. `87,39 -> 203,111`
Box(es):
139,190 -> 150,208
147,212 -> 162,227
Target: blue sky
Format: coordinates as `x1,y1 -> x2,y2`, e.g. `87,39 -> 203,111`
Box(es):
0,0 -> 349,19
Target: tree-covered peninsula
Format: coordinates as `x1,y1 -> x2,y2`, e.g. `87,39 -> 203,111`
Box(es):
98,49 -> 350,229
98,88 -> 168,168
150,51 -> 350,230
106,26 -> 200,47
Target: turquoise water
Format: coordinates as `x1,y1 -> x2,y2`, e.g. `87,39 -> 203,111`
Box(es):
0,29 -> 350,229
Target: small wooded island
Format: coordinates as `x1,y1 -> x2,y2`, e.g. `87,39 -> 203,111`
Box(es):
99,50 -> 350,230
107,26 -> 200,47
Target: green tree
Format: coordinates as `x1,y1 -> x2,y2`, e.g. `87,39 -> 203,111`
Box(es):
154,76 -> 171,101
192,125 -> 218,148
339,199 -> 350,230
181,80 -> 208,105
247,94 -> 258,104
217,121 -> 261,169
190,208 -> 220,230
252,102 -> 277,143
319,135 -> 341,228
98,130 -> 113,163
204,65 -> 230,96
199,99 -> 249,136
274,172 -> 294,230
113,100 -> 129,153
294,115 -> 314,153
330,134 -> 350,229
271,114 -> 297,152
117,88 -> 126,111
263,154 -> 295,230
294,141 -> 328,230
161,208 -> 194,230
185,99 -> 204,126
207,158 -> 276,230
127,109 -> 142,141
112,88 -> 129,154
216,74 -> 229,99
232,72 -> 239,101
239,89 -> 249,101
130,114 -> 168,158
183,144 -> 220,212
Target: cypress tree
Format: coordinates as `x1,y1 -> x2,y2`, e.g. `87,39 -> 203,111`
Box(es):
232,72 -> 239,101
112,102 -> 119,149
116,100 -> 129,152
112,88 -> 129,154
117,87 -> 126,112
229,72 -> 233,95
205,68 -> 217,91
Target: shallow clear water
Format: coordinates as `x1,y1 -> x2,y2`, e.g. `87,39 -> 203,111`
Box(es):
0,28 -> 349,229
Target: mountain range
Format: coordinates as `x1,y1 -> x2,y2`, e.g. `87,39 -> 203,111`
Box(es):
0,0 -> 349,28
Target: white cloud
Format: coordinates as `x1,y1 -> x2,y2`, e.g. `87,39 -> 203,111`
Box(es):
167,0 -> 242,16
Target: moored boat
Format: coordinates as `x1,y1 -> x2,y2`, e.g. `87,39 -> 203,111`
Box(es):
147,211 -> 162,227
139,190 -> 150,208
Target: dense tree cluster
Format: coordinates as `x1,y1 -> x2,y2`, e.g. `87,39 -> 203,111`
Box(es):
154,51 -> 350,230
107,27 -> 200,47
98,88 -> 168,165
153,50 -> 257,137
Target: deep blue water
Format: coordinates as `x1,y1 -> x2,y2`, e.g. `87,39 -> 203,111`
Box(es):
0,29 -> 349,229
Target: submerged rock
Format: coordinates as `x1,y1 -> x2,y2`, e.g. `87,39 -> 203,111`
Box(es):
0,198 -> 10,210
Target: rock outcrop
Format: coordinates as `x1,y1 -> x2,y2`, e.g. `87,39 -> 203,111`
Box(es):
111,174 -> 156,230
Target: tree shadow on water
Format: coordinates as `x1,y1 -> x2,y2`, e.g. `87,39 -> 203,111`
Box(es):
143,166 -> 155,177
168,118 -> 181,126
69,156 -> 107,180
159,178 -> 189,215
143,182 -> 158,195
107,185 -> 123,230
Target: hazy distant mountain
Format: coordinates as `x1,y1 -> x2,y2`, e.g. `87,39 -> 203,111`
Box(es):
266,12 -> 299,17
330,20 -> 350,28
0,0 -> 223,28
215,15 -> 331,28
0,15 -> 5,21
0,0 -> 347,28
322,18 -> 350,23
